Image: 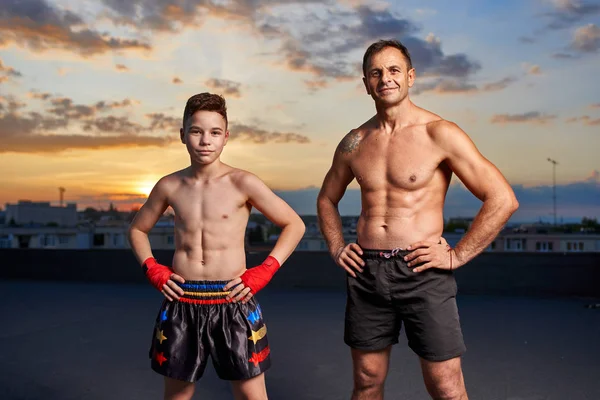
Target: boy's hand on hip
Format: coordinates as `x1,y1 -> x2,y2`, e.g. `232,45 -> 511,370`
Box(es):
224,278 -> 254,304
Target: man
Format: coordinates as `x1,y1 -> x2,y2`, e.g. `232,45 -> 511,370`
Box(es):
317,40 -> 518,400
128,92 -> 305,400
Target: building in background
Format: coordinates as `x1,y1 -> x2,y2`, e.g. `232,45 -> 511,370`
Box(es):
5,201 -> 77,227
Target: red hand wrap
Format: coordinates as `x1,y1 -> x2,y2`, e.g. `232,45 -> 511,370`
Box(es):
240,256 -> 281,294
142,257 -> 173,292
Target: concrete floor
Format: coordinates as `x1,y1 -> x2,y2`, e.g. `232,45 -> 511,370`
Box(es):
1,281 -> 599,400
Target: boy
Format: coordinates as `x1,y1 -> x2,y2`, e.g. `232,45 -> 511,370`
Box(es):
128,92 -> 305,400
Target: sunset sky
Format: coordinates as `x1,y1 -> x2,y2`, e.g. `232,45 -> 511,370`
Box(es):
0,0 -> 599,221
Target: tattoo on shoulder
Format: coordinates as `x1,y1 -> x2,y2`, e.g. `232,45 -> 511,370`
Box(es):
338,130 -> 361,155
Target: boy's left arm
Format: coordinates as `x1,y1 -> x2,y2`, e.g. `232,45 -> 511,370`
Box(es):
225,172 -> 306,302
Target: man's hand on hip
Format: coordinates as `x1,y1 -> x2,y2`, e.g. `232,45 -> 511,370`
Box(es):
333,243 -> 365,277
405,237 -> 455,273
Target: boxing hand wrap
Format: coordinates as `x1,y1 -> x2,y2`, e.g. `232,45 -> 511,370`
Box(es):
142,257 -> 173,292
240,256 -> 281,294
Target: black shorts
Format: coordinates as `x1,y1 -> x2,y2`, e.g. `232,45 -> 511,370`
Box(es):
149,280 -> 271,382
344,248 -> 466,361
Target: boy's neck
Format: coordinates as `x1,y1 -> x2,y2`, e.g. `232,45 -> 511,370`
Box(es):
189,159 -> 226,180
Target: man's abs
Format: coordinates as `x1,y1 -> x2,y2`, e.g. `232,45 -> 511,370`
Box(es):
357,208 -> 444,250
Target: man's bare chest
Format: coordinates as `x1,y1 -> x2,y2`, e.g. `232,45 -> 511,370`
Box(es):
350,141 -> 442,191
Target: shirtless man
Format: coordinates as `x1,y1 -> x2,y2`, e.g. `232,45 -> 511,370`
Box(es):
317,40 -> 519,399
128,93 -> 305,400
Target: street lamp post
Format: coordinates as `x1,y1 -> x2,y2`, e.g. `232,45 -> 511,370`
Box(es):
547,158 -> 558,225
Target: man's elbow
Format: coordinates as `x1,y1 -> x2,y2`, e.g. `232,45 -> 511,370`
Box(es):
504,193 -> 519,215
316,194 -> 337,214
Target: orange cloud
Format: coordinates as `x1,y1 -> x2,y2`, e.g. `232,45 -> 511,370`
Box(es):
490,112 -> 557,125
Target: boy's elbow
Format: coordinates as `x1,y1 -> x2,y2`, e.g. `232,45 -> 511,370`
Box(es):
296,216 -> 306,235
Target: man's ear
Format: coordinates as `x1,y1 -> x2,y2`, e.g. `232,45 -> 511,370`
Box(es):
180,128 -> 185,144
224,130 -> 230,145
408,68 -> 416,88
362,76 -> 371,95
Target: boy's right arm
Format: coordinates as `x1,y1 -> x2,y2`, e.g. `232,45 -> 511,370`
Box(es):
317,134 -> 365,277
127,178 -> 184,300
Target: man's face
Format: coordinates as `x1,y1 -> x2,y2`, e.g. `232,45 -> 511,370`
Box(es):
363,47 -> 415,105
180,110 -> 229,165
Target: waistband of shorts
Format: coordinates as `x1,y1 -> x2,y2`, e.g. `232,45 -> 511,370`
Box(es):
176,280 -> 232,305
360,248 -> 411,259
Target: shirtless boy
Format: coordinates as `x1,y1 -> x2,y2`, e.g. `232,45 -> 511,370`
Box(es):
317,40 -> 518,399
128,93 -> 305,400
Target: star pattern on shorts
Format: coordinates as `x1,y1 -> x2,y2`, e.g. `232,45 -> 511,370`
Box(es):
156,329 -> 167,344
249,346 -> 270,367
161,310 -> 168,321
155,351 -> 167,366
248,325 -> 267,345
247,305 -> 263,324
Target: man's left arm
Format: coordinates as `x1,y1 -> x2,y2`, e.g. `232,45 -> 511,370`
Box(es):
225,172 -> 306,302
408,121 -> 519,272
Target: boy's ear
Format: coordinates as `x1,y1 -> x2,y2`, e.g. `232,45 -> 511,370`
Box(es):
180,128 -> 185,143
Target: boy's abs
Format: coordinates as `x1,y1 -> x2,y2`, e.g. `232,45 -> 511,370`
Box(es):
172,245 -> 247,281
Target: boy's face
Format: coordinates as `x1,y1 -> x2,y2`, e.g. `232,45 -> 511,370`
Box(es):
180,110 -> 229,165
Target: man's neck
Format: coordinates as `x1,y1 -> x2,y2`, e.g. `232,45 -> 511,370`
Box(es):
374,98 -> 414,133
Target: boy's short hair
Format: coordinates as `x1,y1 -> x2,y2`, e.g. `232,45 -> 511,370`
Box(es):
362,39 -> 413,76
183,93 -> 228,128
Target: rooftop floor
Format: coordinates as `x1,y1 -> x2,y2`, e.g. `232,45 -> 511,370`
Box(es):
1,282 -> 599,400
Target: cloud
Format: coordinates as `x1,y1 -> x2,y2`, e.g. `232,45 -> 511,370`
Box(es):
0,58 -> 22,77
519,36 -> 536,43
93,2 -> 481,89
490,112 -> 558,125
524,64 -> 542,75
57,67 -> 71,76
589,103 -> 600,108
551,52 -> 579,59
115,64 -> 129,72
28,91 -> 52,100
413,79 -> 478,95
172,77 -> 183,84
0,94 -> 172,153
413,76 -> 516,96
83,116 -> 145,135
229,122 -> 310,144
566,115 -> 600,125
544,0 -> 600,30
304,79 -> 329,92
0,0 -> 151,56
1,133 -> 171,153
481,76 -> 518,91
146,113 -> 181,131
570,23 -> 600,52
205,78 -> 242,97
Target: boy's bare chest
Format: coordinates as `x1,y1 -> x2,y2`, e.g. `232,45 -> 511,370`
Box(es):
169,183 -> 248,222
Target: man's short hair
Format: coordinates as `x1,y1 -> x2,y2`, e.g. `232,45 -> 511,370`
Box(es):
183,93 -> 228,128
362,39 -> 413,76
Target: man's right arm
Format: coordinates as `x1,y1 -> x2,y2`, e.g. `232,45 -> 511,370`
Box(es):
317,130 -> 364,276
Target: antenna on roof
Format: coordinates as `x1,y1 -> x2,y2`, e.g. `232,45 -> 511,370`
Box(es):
59,187 -> 66,207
